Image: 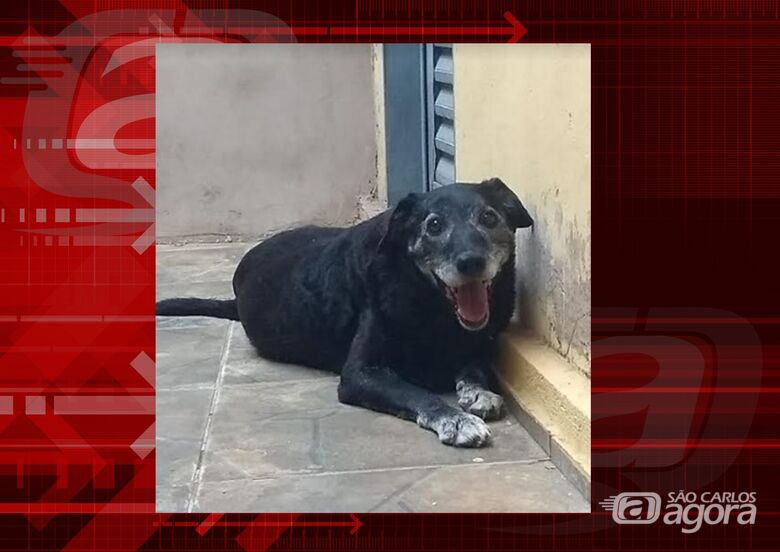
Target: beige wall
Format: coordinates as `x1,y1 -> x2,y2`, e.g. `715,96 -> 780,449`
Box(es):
157,44 -> 377,240
454,44 -> 591,376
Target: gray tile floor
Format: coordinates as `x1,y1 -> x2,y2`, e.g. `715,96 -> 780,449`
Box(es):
156,242 -> 590,513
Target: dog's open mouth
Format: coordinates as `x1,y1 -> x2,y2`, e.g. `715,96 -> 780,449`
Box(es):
433,274 -> 491,331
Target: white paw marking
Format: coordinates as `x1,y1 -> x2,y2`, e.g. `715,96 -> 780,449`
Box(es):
427,411 -> 491,448
457,382 -> 505,420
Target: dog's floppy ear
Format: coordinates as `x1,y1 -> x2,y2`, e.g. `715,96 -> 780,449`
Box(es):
377,193 -> 420,255
478,177 -> 534,230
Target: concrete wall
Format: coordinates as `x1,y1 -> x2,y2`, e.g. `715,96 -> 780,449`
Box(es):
453,44 -> 591,376
371,44 -> 388,205
157,44 -> 377,239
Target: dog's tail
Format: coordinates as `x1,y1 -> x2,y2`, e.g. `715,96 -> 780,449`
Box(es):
156,298 -> 239,320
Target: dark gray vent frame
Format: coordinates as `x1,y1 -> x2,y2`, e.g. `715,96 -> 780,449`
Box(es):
382,44 -> 456,205
383,44 -> 428,205
425,44 -> 455,189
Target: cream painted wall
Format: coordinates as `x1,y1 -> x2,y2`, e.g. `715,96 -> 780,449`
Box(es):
453,44 -> 591,376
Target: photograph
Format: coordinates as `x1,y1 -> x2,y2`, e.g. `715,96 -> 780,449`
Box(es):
2,2 -> 776,551
155,43 -> 591,513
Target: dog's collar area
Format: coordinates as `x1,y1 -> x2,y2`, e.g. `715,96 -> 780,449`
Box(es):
430,272 -> 492,332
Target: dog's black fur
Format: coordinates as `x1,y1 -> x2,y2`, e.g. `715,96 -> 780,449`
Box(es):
157,178 -> 533,447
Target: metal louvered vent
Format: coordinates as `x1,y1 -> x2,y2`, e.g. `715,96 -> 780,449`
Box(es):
426,44 -> 455,189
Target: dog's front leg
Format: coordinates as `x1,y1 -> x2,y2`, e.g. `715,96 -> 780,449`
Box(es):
456,350 -> 506,421
337,311 -> 491,447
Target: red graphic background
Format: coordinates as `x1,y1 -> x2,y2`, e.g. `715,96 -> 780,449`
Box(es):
0,0 -> 778,550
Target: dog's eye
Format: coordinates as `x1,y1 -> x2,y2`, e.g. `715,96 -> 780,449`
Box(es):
480,209 -> 499,229
426,216 -> 444,236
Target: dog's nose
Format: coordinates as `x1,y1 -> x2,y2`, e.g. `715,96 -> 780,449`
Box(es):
456,253 -> 487,277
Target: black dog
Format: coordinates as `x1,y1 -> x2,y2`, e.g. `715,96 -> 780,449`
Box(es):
156,178 -> 533,447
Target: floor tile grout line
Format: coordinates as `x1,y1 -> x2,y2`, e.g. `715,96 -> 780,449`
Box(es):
157,383 -> 220,392
157,241 -> 253,249
186,320 -> 235,512
197,457 -> 553,487
156,321 -> 234,331
156,241 -> 257,254
219,376 -> 338,388
178,377 -> 339,393
367,468 -> 440,512
158,374 -> 338,392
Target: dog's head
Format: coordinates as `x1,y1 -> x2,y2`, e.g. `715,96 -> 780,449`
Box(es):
379,177 -> 533,331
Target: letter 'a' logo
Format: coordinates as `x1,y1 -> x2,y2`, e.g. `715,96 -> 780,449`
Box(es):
600,492 -> 662,524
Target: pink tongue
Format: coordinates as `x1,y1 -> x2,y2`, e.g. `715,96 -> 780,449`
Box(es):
454,281 -> 488,323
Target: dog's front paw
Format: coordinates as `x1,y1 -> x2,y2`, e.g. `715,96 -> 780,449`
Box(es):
456,382 -> 505,420
421,410 -> 491,447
